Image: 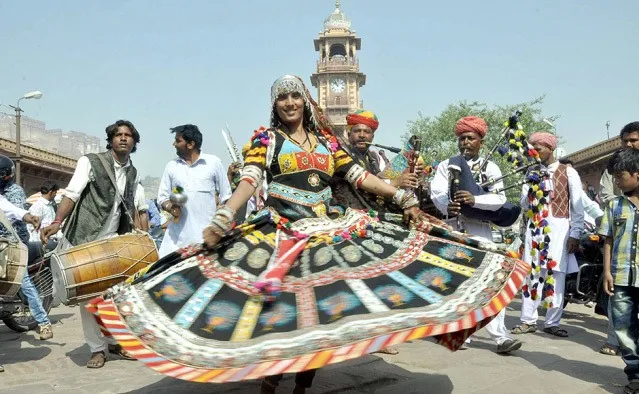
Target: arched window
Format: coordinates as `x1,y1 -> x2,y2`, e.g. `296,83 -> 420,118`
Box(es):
329,44 -> 346,58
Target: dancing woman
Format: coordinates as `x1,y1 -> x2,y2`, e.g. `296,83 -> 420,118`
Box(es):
88,76 -> 529,393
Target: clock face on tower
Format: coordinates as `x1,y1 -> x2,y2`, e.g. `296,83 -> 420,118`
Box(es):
330,78 -> 346,93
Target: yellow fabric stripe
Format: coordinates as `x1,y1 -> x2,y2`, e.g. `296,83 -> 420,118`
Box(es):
117,340 -> 140,347
230,296 -> 263,342
194,369 -> 225,383
245,156 -> 266,165
335,157 -> 351,170
247,146 -> 267,155
417,252 -> 475,277
99,310 -> 119,316
306,350 -> 334,370
405,326 -> 429,341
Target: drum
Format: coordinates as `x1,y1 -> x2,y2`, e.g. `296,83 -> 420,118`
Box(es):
50,233 -> 158,305
0,240 -> 28,298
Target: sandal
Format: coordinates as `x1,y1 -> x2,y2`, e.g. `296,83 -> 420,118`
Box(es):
625,381 -> 639,394
374,347 -> 399,355
86,351 -> 106,369
543,327 -> 569,337
599,343 -> 619,356
511,323 -> 537,334
108,344 -> 136,361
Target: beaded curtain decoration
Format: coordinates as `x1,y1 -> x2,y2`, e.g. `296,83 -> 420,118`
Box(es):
495,112 -> 554,307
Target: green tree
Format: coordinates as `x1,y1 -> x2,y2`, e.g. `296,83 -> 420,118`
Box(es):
406,96 -> 557,203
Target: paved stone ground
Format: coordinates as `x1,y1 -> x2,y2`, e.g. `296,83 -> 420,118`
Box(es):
0,300 -> 629,394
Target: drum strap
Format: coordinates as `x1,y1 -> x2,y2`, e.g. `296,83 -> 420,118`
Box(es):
0,210 -> 20,279
0,210 -> 21,243
95,154 -> 140,230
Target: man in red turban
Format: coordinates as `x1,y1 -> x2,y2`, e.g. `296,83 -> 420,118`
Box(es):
455,116 -> 488,138
431,115 -> 522,354
529,131 -> 558,151
512,130 -> 584,339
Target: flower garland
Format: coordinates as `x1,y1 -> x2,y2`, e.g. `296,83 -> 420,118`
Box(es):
495,118 -> 555,308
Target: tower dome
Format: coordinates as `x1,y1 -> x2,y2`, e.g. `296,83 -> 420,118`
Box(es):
323,0 -> 351,31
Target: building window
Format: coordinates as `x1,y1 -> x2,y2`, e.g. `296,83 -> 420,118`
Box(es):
329,44 -> 346,57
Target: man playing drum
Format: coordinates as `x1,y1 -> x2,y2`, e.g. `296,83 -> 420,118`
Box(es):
41,120 -> 146,369
430,116 -> 522,354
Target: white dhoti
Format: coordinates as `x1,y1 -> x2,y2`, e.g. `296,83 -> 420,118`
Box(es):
520,200 -> 572,328
452,219 -> 513,345
520,270 -> 566,328
80,300 -> 116,353
57,234 -> 118,354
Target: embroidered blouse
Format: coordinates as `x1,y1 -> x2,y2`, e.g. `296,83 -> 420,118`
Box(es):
241,129 -> 364,222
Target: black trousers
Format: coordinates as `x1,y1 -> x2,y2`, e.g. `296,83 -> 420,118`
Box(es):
263,369 -> 317,389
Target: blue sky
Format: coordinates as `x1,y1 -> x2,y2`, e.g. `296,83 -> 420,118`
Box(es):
0,0 -> 637,178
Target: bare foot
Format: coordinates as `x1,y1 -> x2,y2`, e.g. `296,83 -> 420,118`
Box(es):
374,347 -> 399,355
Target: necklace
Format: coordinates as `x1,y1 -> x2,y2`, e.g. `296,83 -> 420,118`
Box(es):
111,152 -> 128,166
288,129 -> 311,150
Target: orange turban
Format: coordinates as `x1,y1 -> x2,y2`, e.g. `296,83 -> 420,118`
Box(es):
529,132 -> 558,150
455,116 -> 488,138
346,110 -> 379,131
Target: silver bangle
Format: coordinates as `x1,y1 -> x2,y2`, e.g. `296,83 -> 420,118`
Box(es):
240,165 -> 264,187
345,164 -> 367,188
207,223 -> 226,237
393,189 -> 419,209
216,205 -> 236,222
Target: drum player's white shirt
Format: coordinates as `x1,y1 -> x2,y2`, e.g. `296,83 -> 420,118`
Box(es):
64,155 -> 146,244
0,194 -> 27,221
430,156 -> 507,240
157,153 -> 232,257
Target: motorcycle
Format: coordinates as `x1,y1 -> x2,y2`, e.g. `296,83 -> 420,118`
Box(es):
563,231 -> 604,308
0,240 -> 56,332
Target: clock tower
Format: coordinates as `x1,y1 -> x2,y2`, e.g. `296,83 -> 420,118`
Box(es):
310,0 -> 366,140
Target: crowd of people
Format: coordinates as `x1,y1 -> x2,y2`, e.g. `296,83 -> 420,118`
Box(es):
0,75 -> 638,393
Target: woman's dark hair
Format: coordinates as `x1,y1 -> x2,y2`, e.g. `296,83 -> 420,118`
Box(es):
171,124 -> 202,151
607,148 -> 639,175
558,158 -> 573,166
620,121 -> 639,138
40,181 -> 59,194
105,120 -> 140,153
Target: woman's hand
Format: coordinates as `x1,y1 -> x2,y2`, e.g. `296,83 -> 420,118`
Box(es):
203,226 -> 222,248
403,205 -> 425,225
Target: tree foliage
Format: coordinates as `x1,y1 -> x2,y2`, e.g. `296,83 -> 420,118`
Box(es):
406,96 -> 558,203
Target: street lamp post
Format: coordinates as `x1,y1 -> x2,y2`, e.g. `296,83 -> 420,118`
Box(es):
9,91 -> 43,185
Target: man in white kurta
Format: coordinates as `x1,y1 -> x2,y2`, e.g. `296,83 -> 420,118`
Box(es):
513,132 -> 584,337
158,124 -> 232,257
430,116 -> 522,353
27,182 -> 59,242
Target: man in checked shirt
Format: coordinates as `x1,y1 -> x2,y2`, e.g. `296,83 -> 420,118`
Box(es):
600,148 -> 639,394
